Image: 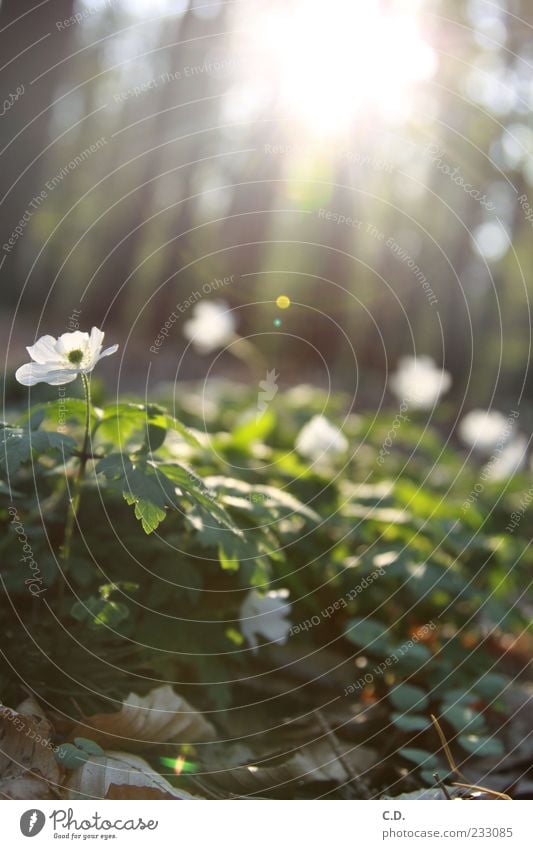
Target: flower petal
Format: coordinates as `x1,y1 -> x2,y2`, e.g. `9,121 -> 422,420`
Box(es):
97,343 -> 119,359
88,327 -> 105,357
55,331 -> 89,356
26,335 -> 59,364
15,363 -> 78,387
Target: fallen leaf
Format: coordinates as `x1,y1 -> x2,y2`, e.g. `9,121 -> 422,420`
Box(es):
0,696 -> 63,799
66,751 -> 196,799
70,685 -> 215,751
199,738 -> 378,797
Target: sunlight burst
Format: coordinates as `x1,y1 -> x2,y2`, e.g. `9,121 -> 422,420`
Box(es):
241,0 -> 436,136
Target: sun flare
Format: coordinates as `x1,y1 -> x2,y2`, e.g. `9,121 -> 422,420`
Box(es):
239,0 -> 436,136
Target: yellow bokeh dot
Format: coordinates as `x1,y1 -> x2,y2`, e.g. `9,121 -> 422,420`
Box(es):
276,295 -> 291,309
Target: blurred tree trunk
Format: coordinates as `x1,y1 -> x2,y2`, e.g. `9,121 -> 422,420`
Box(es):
0,0 -> 75,303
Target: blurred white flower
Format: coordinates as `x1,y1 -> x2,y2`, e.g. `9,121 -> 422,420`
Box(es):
295,415 -> 348,462
459,408 -> 512,452
183,301 -> 236,354
240,589 -> 291,652
486,435 -> 528,481
15,327 -> 118,387
389,355 -> 451,409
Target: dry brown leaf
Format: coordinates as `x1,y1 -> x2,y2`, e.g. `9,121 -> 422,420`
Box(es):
290,738 -> 378,782
70,685 -> 215,751
66,751 -> 195,800
0,696 -> 63,799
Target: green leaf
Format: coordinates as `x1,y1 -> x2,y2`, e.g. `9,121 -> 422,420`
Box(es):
97,454 -> 174,534
71,596 -> 129,629
0,427 -> 75,474
73,737 -> 105,757
159,464 -> 243,534
55,743 -> 90,770
344,617 -> 390,653
142,422 -> 167,454
16,398 -> 99,432
230,407 -> 276,448
391,713 -> 430,732
441,704 -> 486,733
123,467 -> 171,533
203,476 -> 319,524
391,642 -> 432,672
97,403 -> 200,451
389,684 -> 428,712
218,544 -> 239,571
399,747 -> 438,767
473,673 -> 509,700
458,734 -> 504,757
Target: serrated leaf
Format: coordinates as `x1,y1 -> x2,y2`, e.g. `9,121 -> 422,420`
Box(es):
159,463 -> 242,534
203,476 -> 319,523
0,427 -> 75,474
218,544 -> 239,571
97,403 -> 200,450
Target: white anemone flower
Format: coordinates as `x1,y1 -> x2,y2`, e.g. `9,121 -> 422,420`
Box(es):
183,301 -> 236,354
15,327 -> 118,387
295,414 -> 348,462
240,589 -> 291,652
459,409 -> 512,452
486,435 -> 528,481
389,355 -> 451,409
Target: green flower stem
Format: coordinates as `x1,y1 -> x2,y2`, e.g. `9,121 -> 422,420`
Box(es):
229,334 -> 268,373
58,373 -> 92,603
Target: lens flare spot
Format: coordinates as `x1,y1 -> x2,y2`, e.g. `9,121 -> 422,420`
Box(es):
273,318 -> 282,328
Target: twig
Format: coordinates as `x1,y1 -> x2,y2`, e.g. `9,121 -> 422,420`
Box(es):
316,710 -> 371,799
